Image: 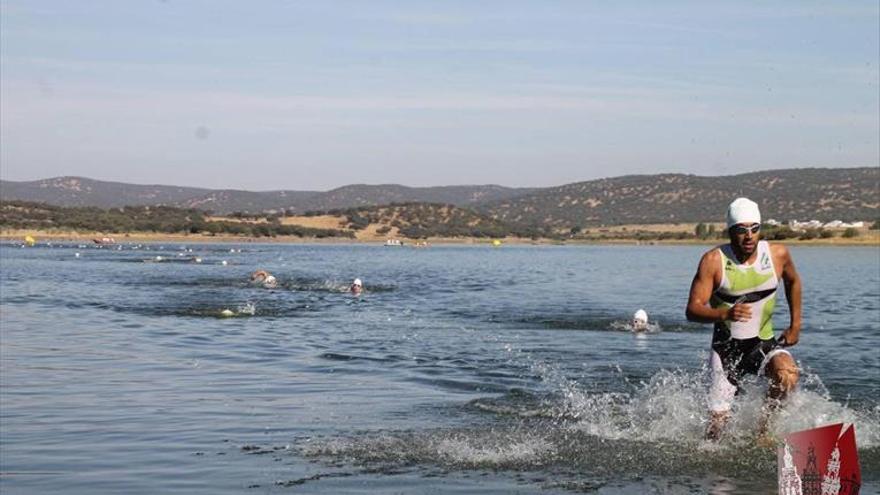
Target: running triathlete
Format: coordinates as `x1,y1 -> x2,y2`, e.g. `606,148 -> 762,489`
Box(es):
685,197 -> 802,441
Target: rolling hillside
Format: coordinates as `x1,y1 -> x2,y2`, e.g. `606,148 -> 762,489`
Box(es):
299,184 -> 536,212
480,167 -> 878,229
0,177 -> 530,215
311,202 -> 548,239
0,176 -> 212,208
0,177 -> 320,213
2,168 -> 877,227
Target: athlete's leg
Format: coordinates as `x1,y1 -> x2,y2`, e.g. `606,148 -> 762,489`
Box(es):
707,349 -> 737,440
707,410 -> 731,441
757,351 -> 798,441
764,351 -> 798,404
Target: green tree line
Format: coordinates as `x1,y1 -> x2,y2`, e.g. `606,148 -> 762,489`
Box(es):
0,201 -> 353,239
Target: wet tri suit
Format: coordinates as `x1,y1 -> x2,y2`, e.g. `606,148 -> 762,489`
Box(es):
708,240 -> 790,412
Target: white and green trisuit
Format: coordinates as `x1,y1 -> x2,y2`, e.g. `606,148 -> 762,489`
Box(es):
707,240 -> 791,412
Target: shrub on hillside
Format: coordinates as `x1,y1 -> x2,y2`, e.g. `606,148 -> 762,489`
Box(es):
761,225 -> 799,240
693,223 -> 718,240
798,228 -> 821,240
347,213 -> 371,230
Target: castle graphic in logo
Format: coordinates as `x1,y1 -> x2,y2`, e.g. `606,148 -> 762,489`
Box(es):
778,423 -> 861,495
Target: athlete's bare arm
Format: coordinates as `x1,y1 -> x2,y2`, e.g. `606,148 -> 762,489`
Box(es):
686,249 -> 751,323
771,244 -> 803,345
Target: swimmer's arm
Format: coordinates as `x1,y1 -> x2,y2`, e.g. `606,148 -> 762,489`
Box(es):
776,245 -> 802,345
686,250 -> 729,323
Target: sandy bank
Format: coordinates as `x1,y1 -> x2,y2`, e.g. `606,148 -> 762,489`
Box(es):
2,228 -> 878,247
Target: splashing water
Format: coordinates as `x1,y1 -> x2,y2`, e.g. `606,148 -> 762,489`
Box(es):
237,302 -> 257,316
301,428 -> 556,471
528,352 -> 880,449
609,319 -> 663,333
299,353 -> 880,484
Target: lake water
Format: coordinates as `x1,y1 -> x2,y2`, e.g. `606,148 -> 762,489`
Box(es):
1,242 -> 878,494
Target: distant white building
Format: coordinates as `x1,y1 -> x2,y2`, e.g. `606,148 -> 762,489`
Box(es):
821,220 -> 865,229
791,220 -> 824,230
787,219 -> 867,231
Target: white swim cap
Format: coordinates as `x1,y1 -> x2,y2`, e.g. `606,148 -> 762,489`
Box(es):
353,278 -> 362,287
726,197 -> 761,228
633,309 -> 648,323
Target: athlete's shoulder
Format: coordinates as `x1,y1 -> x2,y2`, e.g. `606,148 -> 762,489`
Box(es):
766,241 -> 793,265
698,244 -> 725,271
766,241 -> 790,257
701,243 -> 726,259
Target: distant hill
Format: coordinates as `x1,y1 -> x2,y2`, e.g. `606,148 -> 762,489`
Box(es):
0,177 -> 321,213
4,197 -> 877,242
312,202 -> 549,239
175,189 -> 320,214
300,184 -> 536,213
0,176 -> 213,208
2,168 -> 877,226
0,177 -> 531,214
480,167 -> 879,230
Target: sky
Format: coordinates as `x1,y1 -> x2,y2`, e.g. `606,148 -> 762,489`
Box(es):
1,1 -> 878,191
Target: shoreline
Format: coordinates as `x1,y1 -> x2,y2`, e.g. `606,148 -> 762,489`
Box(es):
2,229 -> 878,247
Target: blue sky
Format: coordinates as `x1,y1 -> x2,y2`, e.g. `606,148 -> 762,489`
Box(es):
1,1 -> 877,190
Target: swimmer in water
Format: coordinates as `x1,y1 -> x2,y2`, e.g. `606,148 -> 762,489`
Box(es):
250,270 -> 277,289
632,309 -> 649,332
350,278 -> 363,295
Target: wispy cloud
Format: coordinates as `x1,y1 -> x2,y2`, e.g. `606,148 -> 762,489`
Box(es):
3,78 -> 876,132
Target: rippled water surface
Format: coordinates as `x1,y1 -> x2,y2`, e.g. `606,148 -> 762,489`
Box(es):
1,242 -> 878,494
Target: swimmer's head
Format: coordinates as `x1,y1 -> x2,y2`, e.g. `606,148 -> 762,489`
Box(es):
351,278 -> 363,293
251,270 -> 277,288
632,309 -> 648,331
